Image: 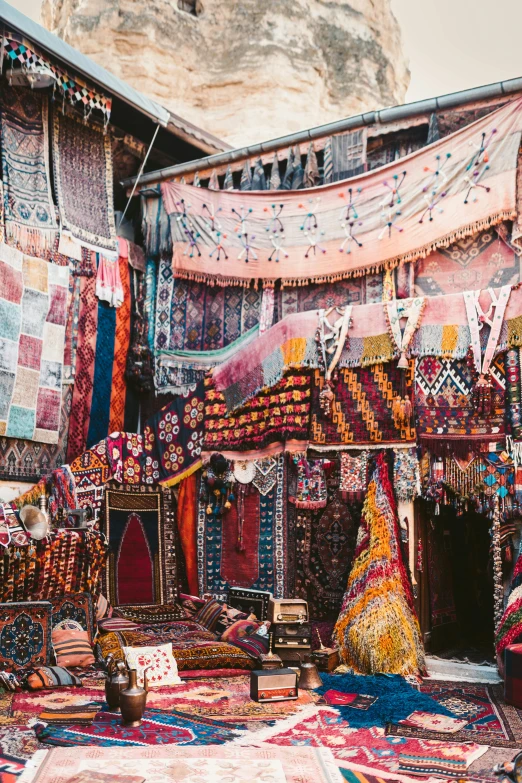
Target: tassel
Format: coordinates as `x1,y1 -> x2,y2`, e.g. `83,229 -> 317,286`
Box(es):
398,351 -> 409,370
392,396 -> 402,426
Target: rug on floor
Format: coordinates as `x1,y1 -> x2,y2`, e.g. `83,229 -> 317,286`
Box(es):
0,752 -> 25,783
20,745 -> 344,783
34,707 -> 244,747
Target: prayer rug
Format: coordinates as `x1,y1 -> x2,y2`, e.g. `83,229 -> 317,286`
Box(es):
414,229 -> 520,297
0,752 -> 25,783
103,485 -> 177,606
415,353 -> 506,448
235,706 -> 486,781
18,745 -> 344,783
70,439 -> 113,519
66,265 -> 98,462
0,530 -> 108,602
287,457 -> 360,621
108,252 -> 131,433
0,601 -> 52,670
197,454 -> 287,601
0,384 -> 72,480
333,454 -> 425,676
52,109 -> 117,255
203,371 -> 311,456
0,85 -> 58,254
310,365 -> 416,446
0,245 -> 69,443
34,707 -> 242,747
141,382 -> 204,487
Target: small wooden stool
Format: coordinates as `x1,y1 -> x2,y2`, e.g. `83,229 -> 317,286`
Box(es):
504,644 -> 522,708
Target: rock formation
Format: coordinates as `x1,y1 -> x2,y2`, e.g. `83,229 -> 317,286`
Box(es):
41,0 -> 410,147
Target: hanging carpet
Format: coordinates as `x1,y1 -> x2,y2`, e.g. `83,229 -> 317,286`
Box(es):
197,454 -> 287,601
161,97 -> 522,286
103,485 -> 177,606
0,85 -> 58,255
52,109 -> 117,256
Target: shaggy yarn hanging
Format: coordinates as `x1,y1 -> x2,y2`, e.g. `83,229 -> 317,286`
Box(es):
333,452 -> 426,677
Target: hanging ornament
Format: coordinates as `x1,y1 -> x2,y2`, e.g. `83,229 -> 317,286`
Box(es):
233,460 -> 256,484
492,498 -> 504,631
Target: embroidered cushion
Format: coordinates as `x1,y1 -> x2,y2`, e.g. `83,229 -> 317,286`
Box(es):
221,618 -> 260,643
0,601 -> 52,671
52,629 -> 95,667
97,617 -> 141,634
95,593 -> 113,622
112,603 -> 185,624
221,619 -> 270,657
25,666 -> 83,690
50,593 -> 94,642
123,643 -> 181,688
192,598 -> 223,632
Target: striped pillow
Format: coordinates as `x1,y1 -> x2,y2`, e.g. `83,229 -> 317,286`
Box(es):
26,666 -> 83,690
97,617 -> 141,634
52,629 -> 95,667
193,598 -> 223,633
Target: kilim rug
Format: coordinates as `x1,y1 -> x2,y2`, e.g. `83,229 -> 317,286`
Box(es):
17,745 -> 344,783
386,680 -> 522,749
0,245 -> 69,443
278,278 -> 365,320
103,485 -> 177,606
34,707 -> 243,747
197,454 -> 287,601
52,109 -> 117,255
0,601 -> 52,670
69,439 -> 113,519
414,229 -> 520,297
287,456 -> 360,621
0,727 -> 38,761
310,364 -> 416,446
108,252 -> 131,433
0,84 -> 58,254
0,752 -> 25,783
86,291 -> 116,448
415,353 -> 506,449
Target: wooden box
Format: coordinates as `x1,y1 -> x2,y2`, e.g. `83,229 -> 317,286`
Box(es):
312,647 -> 340,673
250,668 -> 298,702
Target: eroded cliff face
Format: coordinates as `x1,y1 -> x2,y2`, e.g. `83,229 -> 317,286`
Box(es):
41,0 -> 410,147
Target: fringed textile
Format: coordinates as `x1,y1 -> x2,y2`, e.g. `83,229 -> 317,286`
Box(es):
161,98 -> 522,286
108,253 -> 131,433
333,452 -> 425,676
140,191 -> 172,258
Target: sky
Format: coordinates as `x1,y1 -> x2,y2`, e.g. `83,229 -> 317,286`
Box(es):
14,0 -> 522,106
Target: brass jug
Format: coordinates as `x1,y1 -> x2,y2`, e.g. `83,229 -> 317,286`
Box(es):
104,656 -> 129,711
119,667 -> 151,727
297,653 -> 323,690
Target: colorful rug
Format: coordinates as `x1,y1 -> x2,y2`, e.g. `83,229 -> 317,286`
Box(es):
66,264 -> 98,462
0,752 -> 25,783
287,458 -> 360,621
108,251 -> 131,433
0,244 -> 69,443
333,453 -> 425,676
86,287 -> 116,448
197,454 -> 287,601
310,365 -> 416,446
0,84 -> 58,254
0,601 -> 52,670
415,353 -> 506,448
34,707 -> 243,747
69,438 -> 113,519
203,371 -> 311,456
0,727 -> 38,761
16,745 -> 344,783
141,383 -> 204,487
52,109 -> 117,255
103,485 -> 178,606
496,550 -> 522,659
506,347 -> 522,440
414,229 -> 520,297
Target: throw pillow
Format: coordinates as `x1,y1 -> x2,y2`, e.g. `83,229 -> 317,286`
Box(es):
50,593 -> 94,642
123,643 -> 181,688
26,666 -> 83,690
95,594 -> 113,622
221,618 -> 260,644
52,629 -> 95,668
112,604 -> 185,624
192,598 -> 223,633
0,601 -> 52,671
221,619 -> 270,658
97,617 -> 141,634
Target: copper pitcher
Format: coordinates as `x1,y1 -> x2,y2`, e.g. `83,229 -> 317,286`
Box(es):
119,667 -> 151,727
296,653 -> 323,690
104,655 -> 129,711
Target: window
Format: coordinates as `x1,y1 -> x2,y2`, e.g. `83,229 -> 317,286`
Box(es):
178,0 -> 203,16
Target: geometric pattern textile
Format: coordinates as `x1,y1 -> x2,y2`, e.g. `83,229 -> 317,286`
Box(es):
415,353 -> 506,445
0,85 -> 58,255
70,438 -> 113,519
103,486 -> 177,607
0,601 -> 52,670
197,456 -> 287,601
52,110 -> 117,255
506,348 -> 522,440
310,364 -> 416,446
0,244 -> 69,443
50,593 -> 94,641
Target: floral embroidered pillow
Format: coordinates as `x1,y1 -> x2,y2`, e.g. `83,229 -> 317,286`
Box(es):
123,643 -> 181,688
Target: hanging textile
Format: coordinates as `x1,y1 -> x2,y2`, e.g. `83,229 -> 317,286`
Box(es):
323,137 -> 333,184
86,292 -> 116,449
333,452 -> 425,676
303,143 -> 320,188
0,85 -> 58,254
208,169 -> 220,191
251,158 -> 267,191
223,166 -> 234,191
95,256 -> 124,307
177,473 -> 199,595
269,153 -> 281,190
161,98 -> 522,287
507,347 -> 522,440
240,160 -> 252,191
0,244 -> 69,444
393,448 -> 421,503
330,129 -> 367,181
52,109 -> 118,256
288,456 -> 328,508
140,191 -> 171,258
339,452 -> 369,500
108,253 -> 131,433
281,147 -> 295,190
495,550 -> 522,660
259,287 -> 275,335
384,297 -> 426,368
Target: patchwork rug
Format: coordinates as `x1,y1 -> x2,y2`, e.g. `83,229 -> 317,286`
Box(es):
0,244 -> 69,443
197,455 -> 287,601
52,109 -> 117,255
0,85 -> 58,254
387,680 -> 522,749
34,707 -> 244,747
103,485 -> 177,606
310,365 -> 416,446
15,745 -> 344,783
